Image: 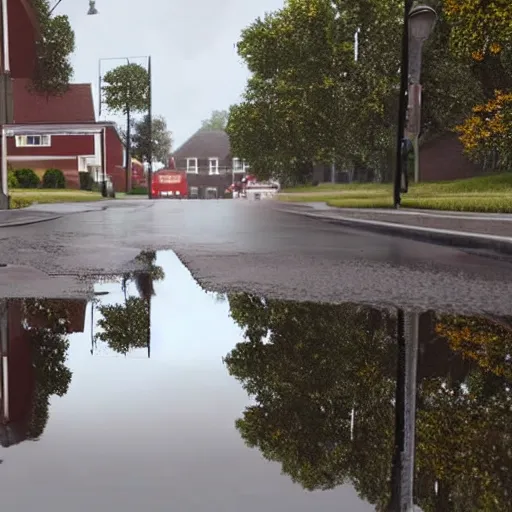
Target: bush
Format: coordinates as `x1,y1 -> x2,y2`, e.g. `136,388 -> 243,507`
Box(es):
15,168 -> 40,188
42,168 -> 65,188
79,172 -> 94,191
8,170 -> 18,188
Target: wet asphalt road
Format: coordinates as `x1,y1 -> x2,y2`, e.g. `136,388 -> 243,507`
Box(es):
1,199 -> 512,314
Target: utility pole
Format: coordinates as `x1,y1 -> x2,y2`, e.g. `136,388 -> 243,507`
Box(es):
0,0 -> 12,210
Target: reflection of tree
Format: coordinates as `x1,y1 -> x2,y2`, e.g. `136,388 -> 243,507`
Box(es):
225,294 -> 512,511
23,300 -> 73,440
414,314 -> 512,511
95,251 -> 163,355
225,294 -> 396,509
436,315 -> 512,380
95,297 -> 149,355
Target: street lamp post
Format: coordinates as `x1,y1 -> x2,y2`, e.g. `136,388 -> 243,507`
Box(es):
407,6 -> 437,183
394,3 -> 436,207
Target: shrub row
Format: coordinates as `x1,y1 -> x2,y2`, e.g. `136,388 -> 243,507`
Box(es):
9,168 -> 66,189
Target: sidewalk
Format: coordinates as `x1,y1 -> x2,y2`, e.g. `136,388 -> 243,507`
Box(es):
276,202 -> 512,255
0,199 -> 152,228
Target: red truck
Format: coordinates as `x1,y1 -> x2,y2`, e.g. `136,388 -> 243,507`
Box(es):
151,170 -> 188,198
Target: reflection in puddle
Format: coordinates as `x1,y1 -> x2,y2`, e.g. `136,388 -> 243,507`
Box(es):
0,250 -> 510,511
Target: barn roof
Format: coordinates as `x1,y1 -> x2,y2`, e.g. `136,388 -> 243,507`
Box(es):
12,79 -> 96,124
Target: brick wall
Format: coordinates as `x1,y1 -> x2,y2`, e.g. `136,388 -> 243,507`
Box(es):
419,133 -> 482,182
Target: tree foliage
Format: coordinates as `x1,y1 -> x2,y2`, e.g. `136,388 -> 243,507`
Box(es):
200,110 -> 229,131
456,90 -> 512,168
102,63 -> 150,115
443,0 -> 512,61
32,0 -> 75,95
228,0 -> 512,184
129,115 -> 173,164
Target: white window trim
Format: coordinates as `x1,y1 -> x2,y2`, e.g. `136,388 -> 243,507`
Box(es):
186,157 -> 198,173
232,157 -> 243,172
209,157 -> 219,175
15,135 -> 52,147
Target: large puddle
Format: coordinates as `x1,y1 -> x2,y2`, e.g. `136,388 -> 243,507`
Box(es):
0,251 -> 510,511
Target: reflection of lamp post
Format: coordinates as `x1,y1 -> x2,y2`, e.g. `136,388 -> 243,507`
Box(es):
388,309 -> 420,510
393,3 -> 437,207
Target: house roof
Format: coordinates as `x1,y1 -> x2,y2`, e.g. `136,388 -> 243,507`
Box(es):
12,79 -> 96,124
172,130 -> 231,160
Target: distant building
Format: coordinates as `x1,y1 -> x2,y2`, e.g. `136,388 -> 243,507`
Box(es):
171,130 -> 249,198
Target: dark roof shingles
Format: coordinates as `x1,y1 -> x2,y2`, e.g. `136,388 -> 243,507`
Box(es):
172,130 -> 231,160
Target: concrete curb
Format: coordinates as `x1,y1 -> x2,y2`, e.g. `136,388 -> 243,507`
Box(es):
0,215 -> 63,228
0,204 -> 109,229
278,207 -> 512,256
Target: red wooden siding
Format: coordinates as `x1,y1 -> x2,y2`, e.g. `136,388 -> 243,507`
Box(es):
7,134 -> 94,157
7,0 -> 39,79
106,126 -> 124,191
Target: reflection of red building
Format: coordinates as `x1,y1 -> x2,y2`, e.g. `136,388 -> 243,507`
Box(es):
0,299 -> 86,448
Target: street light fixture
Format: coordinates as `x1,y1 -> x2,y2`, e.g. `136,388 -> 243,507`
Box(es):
393,3 -> 437,207
49,0 -> 98,15
87,0 -> 99,15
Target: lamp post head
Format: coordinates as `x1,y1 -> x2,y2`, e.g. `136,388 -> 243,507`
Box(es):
87,0 -> 98,15
408,5 -> 437,42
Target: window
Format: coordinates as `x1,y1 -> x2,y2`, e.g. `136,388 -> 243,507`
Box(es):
209,158 -> 219,175
15,135 -> 51,147
186,158 -> 198,173
232,158 -> 243,172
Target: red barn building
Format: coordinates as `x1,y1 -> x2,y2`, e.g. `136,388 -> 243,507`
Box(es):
0,0 -> 126,201
8,79 -> 124,189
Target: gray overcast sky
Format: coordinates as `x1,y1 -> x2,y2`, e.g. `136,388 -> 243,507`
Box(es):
59,0 -> 285,148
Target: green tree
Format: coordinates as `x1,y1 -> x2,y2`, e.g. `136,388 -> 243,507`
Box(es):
130,115 -> 173,165
32,0 -> 75,96
102,63 -> 150,115
200,110 -> 229,131
228,0 -> 406,184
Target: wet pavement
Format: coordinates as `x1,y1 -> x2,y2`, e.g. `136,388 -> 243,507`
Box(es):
1,200 -> 512,314
1,250 -> 511,511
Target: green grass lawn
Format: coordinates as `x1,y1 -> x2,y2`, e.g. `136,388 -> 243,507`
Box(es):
278,173 -> 512,213
10,189 -> 104,209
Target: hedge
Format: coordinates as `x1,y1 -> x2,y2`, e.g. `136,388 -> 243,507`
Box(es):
42,168 -> 66,189
15,168 -> 40,188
